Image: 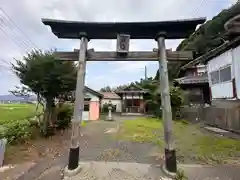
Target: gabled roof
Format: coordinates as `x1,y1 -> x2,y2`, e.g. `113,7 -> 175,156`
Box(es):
100,92 -> 121,100
84,86 -> 103,98
225,14 -> 240,36
116,84 -> 148,93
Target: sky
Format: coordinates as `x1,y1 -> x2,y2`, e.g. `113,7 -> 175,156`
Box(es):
0,0 -> 238,95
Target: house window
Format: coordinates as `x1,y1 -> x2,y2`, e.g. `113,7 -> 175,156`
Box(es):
84,104 -> 89,111
210,71 -> 219,84
219,66 -> 231,82
210,65 -> 232,85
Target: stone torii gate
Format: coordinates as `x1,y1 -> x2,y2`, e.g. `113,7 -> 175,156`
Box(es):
42,18 -> 205,175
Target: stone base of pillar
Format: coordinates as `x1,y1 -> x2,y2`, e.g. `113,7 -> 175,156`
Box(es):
68,147 -> 80,170
164,148 -> 177,173
105,116 -> 114,121
64,163 -> 83,178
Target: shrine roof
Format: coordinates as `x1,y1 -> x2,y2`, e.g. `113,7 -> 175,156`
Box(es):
42,18 -> 206,39
116,84 -> 148,93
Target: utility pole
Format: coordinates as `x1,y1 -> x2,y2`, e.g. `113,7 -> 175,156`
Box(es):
156,32 -> 177,173
68,35 -> 88,170
144,66 -> 147,80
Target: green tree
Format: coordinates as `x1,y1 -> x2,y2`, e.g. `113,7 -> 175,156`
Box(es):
100,86 -> 112,92
12,50 -> 77,136
138,79 -> 183,117
177,2 -> 240,55
109,77 -> 183,118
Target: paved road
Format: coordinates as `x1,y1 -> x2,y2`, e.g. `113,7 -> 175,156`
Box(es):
10,117 -> 240,180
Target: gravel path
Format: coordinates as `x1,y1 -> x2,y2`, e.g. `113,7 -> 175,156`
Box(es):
14,118 -> 162,180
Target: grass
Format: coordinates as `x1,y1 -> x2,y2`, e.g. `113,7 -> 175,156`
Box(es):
0,103 -> 40,124
118,118 -> 240,165
118,118 -> 163,144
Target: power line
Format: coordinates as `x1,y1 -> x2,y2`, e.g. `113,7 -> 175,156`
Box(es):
0,23 -> 28,52
0,6 -> 39,49
0,17 -> 35,51
0,58 -> 11,67
0,19 -> 32,50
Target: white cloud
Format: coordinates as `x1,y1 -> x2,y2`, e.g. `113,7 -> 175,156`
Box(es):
0,0 -> 236,94
93,75 -> 105,80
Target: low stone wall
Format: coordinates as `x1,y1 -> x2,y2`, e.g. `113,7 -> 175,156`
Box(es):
181,106 -> 240,133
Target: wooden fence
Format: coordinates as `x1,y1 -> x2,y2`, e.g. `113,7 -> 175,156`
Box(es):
0,138 -> 7,167
181,106 -> 240,133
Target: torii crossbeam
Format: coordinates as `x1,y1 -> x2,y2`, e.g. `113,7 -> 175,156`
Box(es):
54,49 -> 193,62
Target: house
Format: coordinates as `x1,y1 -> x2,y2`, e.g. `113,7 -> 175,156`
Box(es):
71,86 -> 103,121
177,14 -> 240,133
179,14 -> 240,108
100,92 -> 122,112
180,36 -> 240,108
175,63 -> 210,105
115,84 -> 148,114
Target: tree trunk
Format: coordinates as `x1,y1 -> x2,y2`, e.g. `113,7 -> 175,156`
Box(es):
42,98 -> 56,137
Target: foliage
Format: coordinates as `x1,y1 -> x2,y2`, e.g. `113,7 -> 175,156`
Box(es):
0,119 -> 32,144
119,118 -> 240,165
170,86 -> 184,108
0,103 -> 74,144
12,50 -> 77,101
100,77 -> 183,118
113,84 -> 131,92
153,2 -> 240,81
100,84 -> 129,92
177,2 -> 240,56
154,63 -> 184,82
55,103 -> 74,130
100,86 -> 112,92
11,50 -> 77,136
102,103 -> 116,113
175,170 -> 188,180
9,85 -> 32,99
138,79 -> 183,118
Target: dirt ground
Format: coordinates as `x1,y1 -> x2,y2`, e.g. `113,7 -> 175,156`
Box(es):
4,129 -> 71,165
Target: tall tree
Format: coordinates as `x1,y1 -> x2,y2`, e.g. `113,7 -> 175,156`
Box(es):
177,2 -> 240,55
100,86 -> 112,92
12,50 -> 77,136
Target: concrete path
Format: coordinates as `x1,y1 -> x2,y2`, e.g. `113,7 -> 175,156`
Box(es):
63,162 -> 169,180
8,117 -> 240,180
34,161 -> 240,180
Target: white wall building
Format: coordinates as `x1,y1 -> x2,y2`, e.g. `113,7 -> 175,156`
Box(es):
207,38 -> 240,101
179,36 -> 240,108
100,92 -> 122,112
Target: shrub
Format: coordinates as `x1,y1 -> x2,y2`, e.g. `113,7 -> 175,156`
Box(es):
145,86 -> 183,119
170,86 -> 183,108
55,103 -> 73,130
145,100 -> 162,118
0,120 -> 32,144
102,103 -> 116,113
